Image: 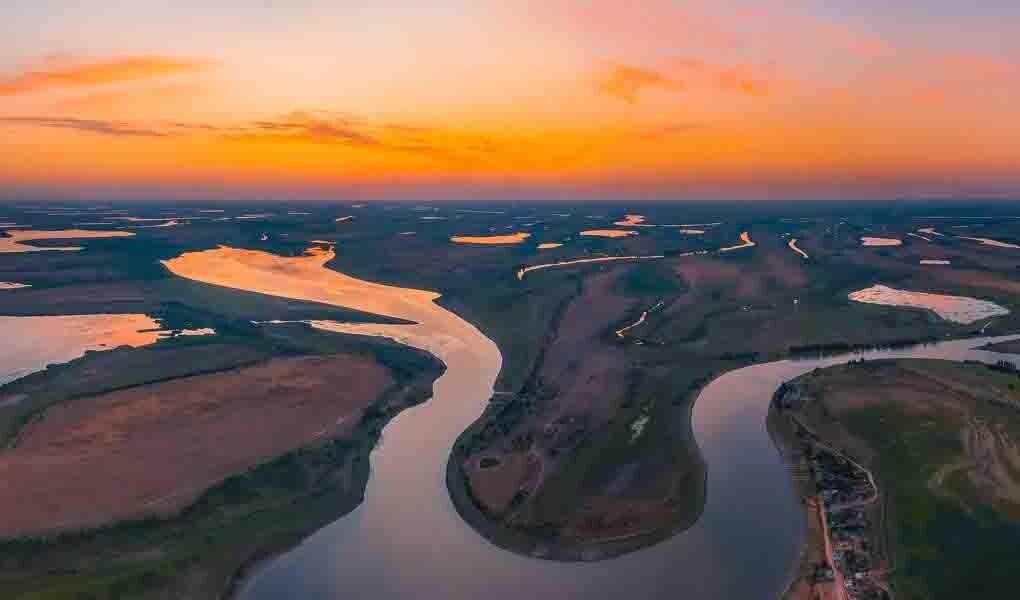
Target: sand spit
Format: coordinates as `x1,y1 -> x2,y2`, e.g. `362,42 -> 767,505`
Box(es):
920,259 -> 951,265
918,227 -> 944,237
0,229 -> 134,253
848,284 -> 1009,324
0,282 -> 31,290
450,232 -> 531,245
537,243 -> 563,250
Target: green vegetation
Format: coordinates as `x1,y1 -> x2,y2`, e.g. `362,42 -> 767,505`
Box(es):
615,261 -> 686,296
789,360 -> 1020,600
5,204 -> 1020,588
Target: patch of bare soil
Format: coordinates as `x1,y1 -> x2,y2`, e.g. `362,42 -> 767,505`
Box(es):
459,266 -> 709,556
0,354 -> 392,538
463,271 -> 634,516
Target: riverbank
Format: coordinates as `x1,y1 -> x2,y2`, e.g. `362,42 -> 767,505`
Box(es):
770,357 -> 1020,600
0,320 -> 445,600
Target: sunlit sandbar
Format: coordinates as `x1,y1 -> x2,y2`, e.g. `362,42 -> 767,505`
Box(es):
848,284 -> 1008,324
579,230 -> 638,238
537,243 -> 563,249
919,259 -> 951,265
450,232 -> 530,245
0,229 -> 134,253
0,282 -> 31,290
860,237 -> 902,247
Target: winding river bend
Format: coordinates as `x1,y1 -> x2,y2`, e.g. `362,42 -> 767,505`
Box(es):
163,246 -> 1018,600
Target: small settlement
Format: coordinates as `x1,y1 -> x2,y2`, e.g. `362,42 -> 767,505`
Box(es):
774,380 -> 891,600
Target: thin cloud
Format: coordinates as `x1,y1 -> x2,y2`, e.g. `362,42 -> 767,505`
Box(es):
599,58 -> 783,103
0,56 -> 212,96
669,58 -> 783,97
0,116 -> 167,137
231,111 -> 380,147
598,64 -> 677,103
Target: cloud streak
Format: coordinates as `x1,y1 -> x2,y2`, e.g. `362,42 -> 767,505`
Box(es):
598,58 -> 783,103
598,64 -> 677,103
0,56 -> 211,96
228,111 -> 380,147
0,116 -> 167,137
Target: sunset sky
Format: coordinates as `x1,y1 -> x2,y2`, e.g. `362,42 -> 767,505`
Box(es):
2,1 -> 1018,202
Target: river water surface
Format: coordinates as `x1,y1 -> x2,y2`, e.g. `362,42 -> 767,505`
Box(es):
162,245 -> 1019,600
0,314 -> 167,386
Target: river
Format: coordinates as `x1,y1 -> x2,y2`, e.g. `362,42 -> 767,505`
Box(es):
161,246 -> 1018,600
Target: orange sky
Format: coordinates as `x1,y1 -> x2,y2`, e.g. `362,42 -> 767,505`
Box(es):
1,1 -> 1018,201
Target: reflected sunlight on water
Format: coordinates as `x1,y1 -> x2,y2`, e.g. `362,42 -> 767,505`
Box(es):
0,314 -> 164,385
848,284 -> 1009,324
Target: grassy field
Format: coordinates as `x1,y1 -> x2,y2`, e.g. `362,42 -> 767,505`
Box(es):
439,217 -> 1015,559
3,203 -> 1020,585
780,359 -> 1020,600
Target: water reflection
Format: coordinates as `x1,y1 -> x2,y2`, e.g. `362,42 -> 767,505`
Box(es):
848,284 -> 1009,324
161,245 -> 1018,600
0,229 -> 133,253
579,230 -> 638,238
859,237 -> 901,247
450,233 -> 530,245
0,314 -> 164,386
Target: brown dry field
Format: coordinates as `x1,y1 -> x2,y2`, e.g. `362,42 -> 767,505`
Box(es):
462,266 -> 704,547
0,354 -> 392,538
465,270 -> 634,517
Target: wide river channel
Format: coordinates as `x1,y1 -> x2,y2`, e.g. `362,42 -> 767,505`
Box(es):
159,246 -> 1020,600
